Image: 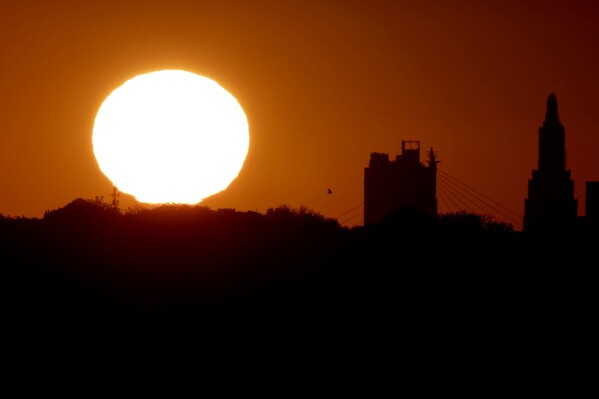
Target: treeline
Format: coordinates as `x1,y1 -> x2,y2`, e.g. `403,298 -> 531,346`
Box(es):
1,198 -> 596,336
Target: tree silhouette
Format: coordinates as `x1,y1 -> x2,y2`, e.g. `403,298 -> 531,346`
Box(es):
0,198 -> 594,351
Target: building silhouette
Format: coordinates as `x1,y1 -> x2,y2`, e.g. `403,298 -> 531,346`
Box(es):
364,140 -> 437,225
524,93 -> 577,231
587,182 -> 599,220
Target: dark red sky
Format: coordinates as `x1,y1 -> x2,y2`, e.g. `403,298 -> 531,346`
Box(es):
1,0 -> 598,227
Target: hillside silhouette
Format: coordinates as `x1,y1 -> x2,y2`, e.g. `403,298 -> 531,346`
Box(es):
2,198 -> 596,354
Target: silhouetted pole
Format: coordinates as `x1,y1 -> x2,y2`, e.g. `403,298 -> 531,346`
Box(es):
111,186 -> 120,211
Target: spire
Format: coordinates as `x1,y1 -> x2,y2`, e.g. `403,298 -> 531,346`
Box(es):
538,92 -> 565,172
545,92 -> 560,125
427,147 -> 438,171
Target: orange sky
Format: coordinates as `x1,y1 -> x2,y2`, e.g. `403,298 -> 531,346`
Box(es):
1,0 -> 598,227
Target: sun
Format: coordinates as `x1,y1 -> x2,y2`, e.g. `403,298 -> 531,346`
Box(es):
92,70 -> 249,204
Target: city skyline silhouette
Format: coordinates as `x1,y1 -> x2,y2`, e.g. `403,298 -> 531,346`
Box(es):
1,89 -> 596,229
1,1 -> 598,226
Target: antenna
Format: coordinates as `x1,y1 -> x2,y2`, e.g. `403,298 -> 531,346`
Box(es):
111,185 -> 120,211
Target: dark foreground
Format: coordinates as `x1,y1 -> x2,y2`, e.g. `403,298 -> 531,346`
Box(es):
2,200 -> 596,372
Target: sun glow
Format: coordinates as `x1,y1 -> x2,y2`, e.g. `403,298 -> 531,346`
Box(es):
92,70 -> 249,204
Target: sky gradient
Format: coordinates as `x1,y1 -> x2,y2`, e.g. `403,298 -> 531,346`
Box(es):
1,0 -> 598,227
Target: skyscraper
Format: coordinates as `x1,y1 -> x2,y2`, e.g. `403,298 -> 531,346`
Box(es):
364,141 -> 437,225
524,93 -> 577,231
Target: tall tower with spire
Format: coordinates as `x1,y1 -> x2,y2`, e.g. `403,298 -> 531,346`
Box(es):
524,93 -> 577,231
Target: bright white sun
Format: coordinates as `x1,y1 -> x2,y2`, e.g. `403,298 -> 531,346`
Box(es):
92,70 -> 249,204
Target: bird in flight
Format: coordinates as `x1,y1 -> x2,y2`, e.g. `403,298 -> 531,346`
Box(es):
327,188 -> 333,194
